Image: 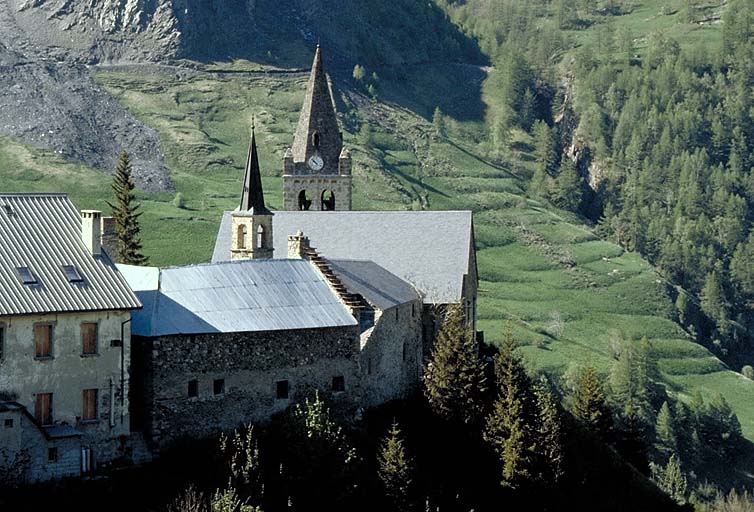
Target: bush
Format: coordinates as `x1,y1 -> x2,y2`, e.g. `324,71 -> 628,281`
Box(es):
173,192 -> 186,209
742,365 -> 754,380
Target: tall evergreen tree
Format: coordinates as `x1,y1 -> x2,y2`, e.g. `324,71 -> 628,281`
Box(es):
424,305 -> 486,425
533,376 -> 564,485
107,151 -> 148,265
483,329 -> 537,488
378,421 -> 414,512
572,366 -> 613,440
655,401 -> 677,462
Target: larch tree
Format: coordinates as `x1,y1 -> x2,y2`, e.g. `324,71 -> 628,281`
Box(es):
572,366 -> 613,440
424,304 -> 486,426
533,376 -> 564,486
378,421 -> 414,512
107,151 -> 148,265
483,329 -> 537,488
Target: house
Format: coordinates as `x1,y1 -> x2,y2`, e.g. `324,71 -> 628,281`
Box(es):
0,194 -> 141,483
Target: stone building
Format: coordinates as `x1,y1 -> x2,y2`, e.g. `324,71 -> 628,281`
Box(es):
0,194 -> 142,483
283,45 -> 352,212
214,47 -> 478,347
118,122 -> 427,449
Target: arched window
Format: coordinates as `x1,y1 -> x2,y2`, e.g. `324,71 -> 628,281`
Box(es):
237,224 -> 247,249
298,190 -> 312,211
312,132 -> 320,148
256,224 -> 265,249
321,190 -> 335,211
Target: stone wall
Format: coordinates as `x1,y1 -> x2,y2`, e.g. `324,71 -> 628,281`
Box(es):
283,174 -> 352,211
133,324 -> 361,449
0,310 -> 132,468
360,300 -> 423,409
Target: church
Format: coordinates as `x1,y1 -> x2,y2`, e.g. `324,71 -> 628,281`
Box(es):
0,46 -> 477,482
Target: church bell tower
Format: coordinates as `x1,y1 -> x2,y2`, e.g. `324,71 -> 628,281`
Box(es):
283,46 -> 353,211
231,124 -> 274,260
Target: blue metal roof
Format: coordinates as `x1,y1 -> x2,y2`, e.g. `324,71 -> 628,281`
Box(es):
119,259 -> 358,337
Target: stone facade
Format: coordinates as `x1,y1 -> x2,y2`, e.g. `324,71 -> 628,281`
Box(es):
131,325 -> 361,449
283,174 -> 353,211
0,310 -> 132,479
230,210 -> 274,260
359,301 -> 423,409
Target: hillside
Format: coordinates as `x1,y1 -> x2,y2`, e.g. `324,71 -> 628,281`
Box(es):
1,0 -> 754,501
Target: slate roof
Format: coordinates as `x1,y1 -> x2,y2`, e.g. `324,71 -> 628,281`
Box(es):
118,259 -> 358,337
239,127 -> 271,214
212,210 -> 475,304
329,259 -> 420,311
0,194 -> 141,316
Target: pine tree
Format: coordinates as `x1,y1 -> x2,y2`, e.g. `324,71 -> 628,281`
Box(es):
572,366 -> 613,440
432,107 -> 446,138
424,305 -> 486,426
650,455 -> 687,505
378,421 -> 414,512
553,153 -> 584,212
533,376 -> 564,485
483,329 -> 536,488
655,401 -> 677,461
107,151 -> 148,265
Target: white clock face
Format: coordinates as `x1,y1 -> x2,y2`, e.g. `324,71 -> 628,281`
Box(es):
308,155 -> 324,171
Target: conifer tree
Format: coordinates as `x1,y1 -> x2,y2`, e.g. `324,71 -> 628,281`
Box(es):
533,376 -> 564,485
424,305 -> 486,425
107,151 -> 148,265
650,455 -> 687,506
553,153 -> 583,212
378,421 -> 414,512
432,107 -> 446,138
483,329 -> 537,488
572,366 -> 613,440
655,401 -> 677,461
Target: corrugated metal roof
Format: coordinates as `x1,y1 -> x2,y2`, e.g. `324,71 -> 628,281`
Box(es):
122,259 -> 358,337
0,194 -> 141,316
213,210 -> 474,304
329,259 -> 419,311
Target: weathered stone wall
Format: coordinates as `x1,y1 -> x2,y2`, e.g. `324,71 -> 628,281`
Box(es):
0,311 -> 131,467
360,300 -> 423,409
133,325 -> 361,448
283,174 -> 352,211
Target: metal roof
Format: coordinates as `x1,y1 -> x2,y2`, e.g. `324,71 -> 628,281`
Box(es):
0,194 -> 141,316
213,210 -> 475,304
119,259 -> 358,337
329,259 -> 420,311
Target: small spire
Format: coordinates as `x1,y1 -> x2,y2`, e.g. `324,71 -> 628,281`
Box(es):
239,123 -> 271,214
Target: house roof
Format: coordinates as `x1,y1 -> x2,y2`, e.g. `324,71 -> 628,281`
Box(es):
329,259 -> 420,311
212,210 -> 475,304
0,193 -> 141,316
118,259 -> 358,337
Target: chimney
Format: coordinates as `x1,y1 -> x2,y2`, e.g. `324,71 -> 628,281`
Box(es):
81,210 -> 102,256
287,230 -> 311,259
101,216 -> 118,258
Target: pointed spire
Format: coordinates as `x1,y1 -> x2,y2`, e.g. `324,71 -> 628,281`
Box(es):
240,123 -> 271,214
292,45 -> 342,169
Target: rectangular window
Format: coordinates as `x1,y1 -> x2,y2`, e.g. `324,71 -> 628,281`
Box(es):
188,380 -> 199,398
34,324 -> 53,359
82,389 -> 98,421
16,266 -> 37,285
332,376 -> 345,393
35,393 -> 53,426
62,265 -> 83,283
276,380 -> 289,400
402,342 -> 407,362
213,379 -> 225,395
4,419 -> 13,428
367,357 -> 373,376
0,325 -> 4,361
48,447 -> 58,463
81,323 -> 98,355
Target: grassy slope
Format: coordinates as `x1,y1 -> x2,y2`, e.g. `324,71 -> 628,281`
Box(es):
0,0 -> 752,485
